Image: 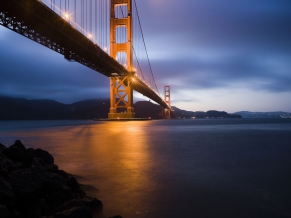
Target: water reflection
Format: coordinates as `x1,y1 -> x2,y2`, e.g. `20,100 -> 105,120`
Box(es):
2,119 -> 291,217
1,121 -> 154,217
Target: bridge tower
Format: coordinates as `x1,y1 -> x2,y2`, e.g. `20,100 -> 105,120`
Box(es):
164,85 -> 171,119
108,0 -> 135,119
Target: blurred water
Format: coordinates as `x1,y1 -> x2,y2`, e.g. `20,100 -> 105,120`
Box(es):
1,119 -> 291,218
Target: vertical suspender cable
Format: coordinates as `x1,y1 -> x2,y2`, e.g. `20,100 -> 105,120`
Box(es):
81,0 -> 83,33
90,0 -> 92,37
106,0 -> 108,50
86,0 -> 87,35
94,0 -> 100,46
74,0 -> 76,28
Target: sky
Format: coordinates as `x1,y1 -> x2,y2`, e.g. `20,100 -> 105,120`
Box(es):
1,0 -> 291,113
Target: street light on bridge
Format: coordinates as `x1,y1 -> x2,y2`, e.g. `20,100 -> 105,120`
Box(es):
64,13 -> 70,21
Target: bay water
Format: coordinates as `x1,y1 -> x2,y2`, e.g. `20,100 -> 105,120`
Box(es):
1,119 -> 291,217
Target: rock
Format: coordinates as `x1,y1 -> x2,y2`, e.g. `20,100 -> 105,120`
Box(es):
61,185 -> 73,198
2,140 -> 34,167
20,198 -> 49,218
0,204 -> 10,218
10,140 -> 26,152
34,148 -> 54,165
0,177 -> 15,208
56,199 -> 85,213
82,196 -> 103,210
44,163 -> 59,170
0,141 -> 105,217
109,216 -> 123,218
44,173 -> 65,191
3,146 -> 24,162
34,198 -> 49,217
9,167 -> 46,201
26,147 -> 35,154
55,206 -> 92,218
32,157 -> 42,167
0,155 -> 21,173
0,143 -> 6,152
47,169 -> 69,180
67,177 -> 80,191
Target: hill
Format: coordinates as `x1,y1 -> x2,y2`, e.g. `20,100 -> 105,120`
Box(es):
235,111 -> 291,118
172,106 -> 241,118
6,96 -> 284,120
0,96 -> 165,120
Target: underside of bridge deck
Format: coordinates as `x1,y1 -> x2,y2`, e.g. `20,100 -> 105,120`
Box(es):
0,0 -> 170,109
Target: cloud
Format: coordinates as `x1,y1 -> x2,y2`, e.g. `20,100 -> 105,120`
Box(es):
0,0 -> 291,111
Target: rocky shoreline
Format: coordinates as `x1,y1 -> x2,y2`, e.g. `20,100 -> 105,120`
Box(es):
0,140 -> 121,218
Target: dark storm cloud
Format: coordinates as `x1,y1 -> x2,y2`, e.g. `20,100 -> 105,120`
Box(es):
142,0 -> 291,58
152,52 -> 291,93
135,0 -> 291,100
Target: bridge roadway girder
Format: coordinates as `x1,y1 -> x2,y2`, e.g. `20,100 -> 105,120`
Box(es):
0,0 -> 170,109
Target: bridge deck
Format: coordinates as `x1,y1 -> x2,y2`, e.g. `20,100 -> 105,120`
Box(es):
0,0 -> 169,109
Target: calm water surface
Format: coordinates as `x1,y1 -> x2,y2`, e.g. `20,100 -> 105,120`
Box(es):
1,119 -> 291,218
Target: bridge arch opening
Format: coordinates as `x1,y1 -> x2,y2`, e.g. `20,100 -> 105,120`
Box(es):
116,51 -> 128,68
114,4 -> 128,19
115,26 -> 127,44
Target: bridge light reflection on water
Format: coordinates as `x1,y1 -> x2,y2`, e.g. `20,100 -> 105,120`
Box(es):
58,121 -> 154,217
1,120 -> 156,217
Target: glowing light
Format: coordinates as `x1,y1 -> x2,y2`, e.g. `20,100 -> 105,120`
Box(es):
104,47 -> 107,51
64,13 -> 70,21
132,78 -> 135,81
88,34 -> 93,39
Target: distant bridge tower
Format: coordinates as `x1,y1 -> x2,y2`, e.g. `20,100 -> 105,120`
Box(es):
164,85 -> 171,119
108,0 -> 135,119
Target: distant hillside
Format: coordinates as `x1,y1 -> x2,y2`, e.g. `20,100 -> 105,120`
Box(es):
0,96 -> 164,120
134,101 -> 164,119
172,106 -> 242,118
235,111 -> 291,118
8,96 -> 288,120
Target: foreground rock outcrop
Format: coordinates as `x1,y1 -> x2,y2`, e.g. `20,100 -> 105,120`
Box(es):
0,140 -> 102,218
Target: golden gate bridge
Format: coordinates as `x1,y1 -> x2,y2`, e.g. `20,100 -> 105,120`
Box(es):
0,0 -> 171,119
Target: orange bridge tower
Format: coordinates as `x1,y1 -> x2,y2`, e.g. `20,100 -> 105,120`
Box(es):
108,0 -> 135,119
164,85 -> 171,119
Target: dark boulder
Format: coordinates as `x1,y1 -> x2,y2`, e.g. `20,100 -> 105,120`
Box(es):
34,148 -> 54,165
44,173 -> 66,192
0,204 -> 10,218
0,154 -> 21,173
10,140 -> 26,152
44,163 -> 59,170
0,177 -> 16,208
55,206 -> 92,218
67,177 -> 80,191
47,169 -> 69,180
3,146 -> 24,162
2,141 -> 34,166
0,141 -> 104,217
0,143 -> 6,152
9,167 -> 46,201
56,199 -> 85,213
82,196 -> 103,210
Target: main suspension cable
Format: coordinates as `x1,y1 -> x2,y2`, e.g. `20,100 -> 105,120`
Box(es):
133,0 -> 160,96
